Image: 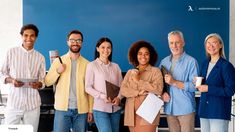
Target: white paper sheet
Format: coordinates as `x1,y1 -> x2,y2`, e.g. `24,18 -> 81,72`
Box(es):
136,93 -> 164,124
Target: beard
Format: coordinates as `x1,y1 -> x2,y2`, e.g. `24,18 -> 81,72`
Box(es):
70,46 -> 81,53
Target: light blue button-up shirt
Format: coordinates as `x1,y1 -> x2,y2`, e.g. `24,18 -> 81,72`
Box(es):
159,52 -> 199,115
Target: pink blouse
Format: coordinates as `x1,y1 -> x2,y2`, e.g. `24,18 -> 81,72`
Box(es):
85,58 -> 123,113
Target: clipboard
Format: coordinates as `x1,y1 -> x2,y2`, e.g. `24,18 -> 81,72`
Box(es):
161,65 -> 170,93
105,81 -> 120,100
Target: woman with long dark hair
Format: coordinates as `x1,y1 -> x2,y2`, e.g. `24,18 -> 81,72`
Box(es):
85,37 -> 123,132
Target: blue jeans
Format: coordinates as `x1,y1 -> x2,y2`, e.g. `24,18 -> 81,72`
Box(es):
53,109 -> 87,132
93,109 -> 121,132
200,118 -> 229,132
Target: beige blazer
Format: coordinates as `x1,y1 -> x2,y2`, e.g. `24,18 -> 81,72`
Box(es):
120,65 -> 163,126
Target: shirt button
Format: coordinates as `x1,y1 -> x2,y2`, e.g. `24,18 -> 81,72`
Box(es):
206,101 -> 209,104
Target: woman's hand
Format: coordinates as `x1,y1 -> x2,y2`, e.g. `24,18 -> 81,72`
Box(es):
131,69 -> 140,82
100,94 -> 112,103
197,85 -> 208,92
112,97 -> 120,106
138,90 -> 148,96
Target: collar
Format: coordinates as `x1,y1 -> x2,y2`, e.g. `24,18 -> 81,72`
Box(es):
170,52 -> 186,62
20,45 -> 34,53
206,56 -> 223,65
65,52 -> 82,61
96,58 -> 111,66
137,64 -> 152,71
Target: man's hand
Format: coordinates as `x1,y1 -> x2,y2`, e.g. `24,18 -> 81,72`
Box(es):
164,74 -> 175,85
87,112 -> 93,123
12,79 -> 24,87
29,82 -> 42,89
5,77 -> 24,87
57,64 -> 66,74
162,92 -> 171,102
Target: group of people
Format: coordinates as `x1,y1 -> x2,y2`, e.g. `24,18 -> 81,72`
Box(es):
0,23 -> 235,132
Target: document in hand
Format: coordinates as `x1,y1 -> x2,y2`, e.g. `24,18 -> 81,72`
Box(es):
161,65 -> 170,93
161,65 -> 169,76
136,93 -> 164,124
105,81 -> 120,100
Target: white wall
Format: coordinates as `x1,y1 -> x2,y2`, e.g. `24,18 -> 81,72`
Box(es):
0,0 -> 22,94
0,0 -> 22,66
229,1 -> 235,131
230,0 -> 235,65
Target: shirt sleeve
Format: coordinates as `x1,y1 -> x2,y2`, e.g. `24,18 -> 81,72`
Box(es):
0,50 -> 11,83
85,63 -> 106,99
45,58 -> 61,86
183,59 -> 199,92
137,68 -> 163,96
120,70 -> 139,98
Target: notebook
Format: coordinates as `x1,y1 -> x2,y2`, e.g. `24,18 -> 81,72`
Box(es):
160,66 -> 170,93
105,81 -> 120,100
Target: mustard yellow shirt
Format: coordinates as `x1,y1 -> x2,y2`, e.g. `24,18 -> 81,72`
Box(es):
45,53 -> 93,113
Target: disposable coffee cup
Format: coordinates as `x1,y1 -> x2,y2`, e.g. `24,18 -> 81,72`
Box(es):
195,77 -> 203,87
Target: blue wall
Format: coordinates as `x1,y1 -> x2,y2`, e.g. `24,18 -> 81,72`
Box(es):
23,0 -> 229,71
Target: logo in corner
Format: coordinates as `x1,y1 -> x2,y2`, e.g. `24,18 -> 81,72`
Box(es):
188,5 -> 194,12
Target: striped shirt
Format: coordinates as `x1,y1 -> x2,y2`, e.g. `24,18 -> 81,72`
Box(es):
0,46 -> 46,110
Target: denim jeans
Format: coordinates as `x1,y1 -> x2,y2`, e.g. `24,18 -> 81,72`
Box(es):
200,118 -> 229,132
93,109 -> 121,132
53,109 -> 87,132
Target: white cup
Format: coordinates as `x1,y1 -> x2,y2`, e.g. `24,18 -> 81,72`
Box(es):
49,50 -> 59,64
195,77 -> 203,87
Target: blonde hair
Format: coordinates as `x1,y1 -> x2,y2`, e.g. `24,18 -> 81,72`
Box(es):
204,33 -> 226,59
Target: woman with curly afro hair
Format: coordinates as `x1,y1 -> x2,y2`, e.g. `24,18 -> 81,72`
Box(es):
120,40 -> 163,132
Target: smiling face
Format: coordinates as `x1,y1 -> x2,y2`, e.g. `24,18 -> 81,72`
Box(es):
67,33 -> 82,53
96,41 -> 112,60
22,29 -> 37,50
168,34 -> 185,58
205,36 -> 222,57
137,47 -> 150,67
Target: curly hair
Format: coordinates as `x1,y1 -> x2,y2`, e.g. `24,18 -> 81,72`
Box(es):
128,40 -> 158,67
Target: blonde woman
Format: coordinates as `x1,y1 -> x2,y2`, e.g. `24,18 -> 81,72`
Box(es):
197,33 -> 235,132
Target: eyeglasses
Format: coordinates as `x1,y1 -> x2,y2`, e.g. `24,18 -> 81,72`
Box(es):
206,41 -> 220,47
69,39 -> 83,44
